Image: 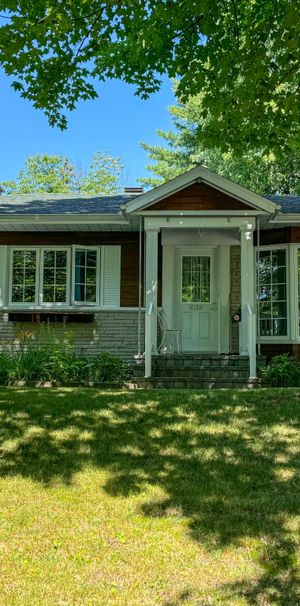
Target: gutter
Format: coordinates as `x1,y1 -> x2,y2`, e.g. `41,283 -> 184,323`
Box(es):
0,213 -> 129,225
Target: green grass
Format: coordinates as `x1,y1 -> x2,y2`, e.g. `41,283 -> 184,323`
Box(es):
0,388 -> 300,605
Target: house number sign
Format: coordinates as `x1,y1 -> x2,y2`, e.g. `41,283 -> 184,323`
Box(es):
189,304 -> 202,310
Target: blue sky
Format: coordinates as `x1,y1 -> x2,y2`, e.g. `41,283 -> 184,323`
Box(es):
0,71 -> 175,186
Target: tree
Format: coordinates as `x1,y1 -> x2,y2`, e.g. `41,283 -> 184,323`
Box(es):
0,152 -> 124,195
0,1 -> 298,154
140,94 -> 300,195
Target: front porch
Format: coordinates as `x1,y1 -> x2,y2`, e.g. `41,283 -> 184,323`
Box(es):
144,217 -> 258,380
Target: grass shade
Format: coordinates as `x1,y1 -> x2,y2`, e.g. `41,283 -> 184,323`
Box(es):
0,388 -> 300,605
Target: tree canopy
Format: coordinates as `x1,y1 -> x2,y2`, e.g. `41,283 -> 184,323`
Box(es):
0,152 -> 124,195
141,94 -> 300,195
0,1 -> 299,154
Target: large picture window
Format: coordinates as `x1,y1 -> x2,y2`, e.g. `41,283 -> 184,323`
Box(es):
258,248 -> 287,337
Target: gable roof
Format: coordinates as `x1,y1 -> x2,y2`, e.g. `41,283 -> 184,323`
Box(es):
124,166 -> 279,214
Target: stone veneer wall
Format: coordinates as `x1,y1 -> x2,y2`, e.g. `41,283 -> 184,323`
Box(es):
230,246 -> 241,353
0,311 -> 144,362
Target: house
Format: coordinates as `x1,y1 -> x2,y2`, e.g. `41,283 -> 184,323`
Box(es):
0,165 -> 299,382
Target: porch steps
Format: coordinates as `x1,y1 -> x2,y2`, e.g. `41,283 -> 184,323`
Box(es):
131,354 -> 266,389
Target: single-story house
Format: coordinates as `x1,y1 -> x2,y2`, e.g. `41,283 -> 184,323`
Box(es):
0,165 -> 299,380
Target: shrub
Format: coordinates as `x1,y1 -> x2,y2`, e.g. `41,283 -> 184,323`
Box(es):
0,329 -> 132,385
261,354 -> 300,387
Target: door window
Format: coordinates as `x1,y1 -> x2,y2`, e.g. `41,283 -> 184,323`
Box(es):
181,255 -> 210,303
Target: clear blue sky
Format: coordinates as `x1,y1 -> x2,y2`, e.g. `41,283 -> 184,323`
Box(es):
0,71 -> 175,186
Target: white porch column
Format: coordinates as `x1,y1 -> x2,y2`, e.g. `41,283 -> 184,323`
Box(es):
240,223 -> 255,356
145,227 -> 159,355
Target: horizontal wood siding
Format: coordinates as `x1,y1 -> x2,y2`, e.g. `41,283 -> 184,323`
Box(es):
147,183 -> 253,212
0,231 -> 162,308
255,227 -> 300,245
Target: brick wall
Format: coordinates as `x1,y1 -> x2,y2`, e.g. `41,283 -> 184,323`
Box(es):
0,311 -> 145,362
230,246 -> 241,353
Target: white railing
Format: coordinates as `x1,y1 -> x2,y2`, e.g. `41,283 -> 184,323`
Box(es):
246,303 -> 257,380
145,301 -> 154,378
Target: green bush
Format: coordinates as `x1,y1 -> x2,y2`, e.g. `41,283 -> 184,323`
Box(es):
0,331 -> 132,386
261,354 -> 300,387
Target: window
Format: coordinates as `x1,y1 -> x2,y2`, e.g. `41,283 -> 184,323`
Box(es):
74,248 -> 98,304
8,245 -> 120,309
42,250 -> 68,304
11,250 -> 37,303
181,255 -> 210,303
258,248 -> 287,337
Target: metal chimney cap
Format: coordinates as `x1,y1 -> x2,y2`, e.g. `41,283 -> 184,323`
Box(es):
123,187 -> 144,194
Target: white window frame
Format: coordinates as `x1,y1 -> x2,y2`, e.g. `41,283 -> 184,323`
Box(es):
39,247 -> 71,307
71,245 -> 101,306
9,247 -> 40,308
256,244 -> 290,342
8,245 -> 121,310
290,244 -> 300,342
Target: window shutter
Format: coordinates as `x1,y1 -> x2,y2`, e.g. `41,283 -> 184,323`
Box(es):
0,246 -> 8,307
101,246 -> 121,307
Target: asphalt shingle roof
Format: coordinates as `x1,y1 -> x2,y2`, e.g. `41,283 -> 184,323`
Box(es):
0,192 -> 299,215
0,193 -> 135,215
265,195 -> 300,214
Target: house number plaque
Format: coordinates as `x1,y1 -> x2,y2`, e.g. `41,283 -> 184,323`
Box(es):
189,304 -> 202,310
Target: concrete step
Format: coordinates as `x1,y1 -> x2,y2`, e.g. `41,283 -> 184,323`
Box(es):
133,365 -> 252,379
127,377 -> 260,390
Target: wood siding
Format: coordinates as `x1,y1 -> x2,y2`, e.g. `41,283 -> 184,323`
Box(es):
256,227 -> 300,246
147,183 -> 253,212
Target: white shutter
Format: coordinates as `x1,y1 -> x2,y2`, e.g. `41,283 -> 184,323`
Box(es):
0,246 -> 8,307
101,246 -> 121,307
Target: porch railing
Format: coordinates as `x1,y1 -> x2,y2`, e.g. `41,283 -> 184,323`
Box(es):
246,302 -> 257,380
145,301 -> 154,378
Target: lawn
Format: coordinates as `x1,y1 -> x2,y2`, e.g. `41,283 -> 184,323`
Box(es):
0,388 -> 300,606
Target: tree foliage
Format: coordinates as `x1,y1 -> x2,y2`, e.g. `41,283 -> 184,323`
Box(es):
141,94 -> 300,195
0,1 -> 298,154
0,152 -> 124,195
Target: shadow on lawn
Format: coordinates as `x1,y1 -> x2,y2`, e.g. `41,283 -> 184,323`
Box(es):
0,387 -> 300,604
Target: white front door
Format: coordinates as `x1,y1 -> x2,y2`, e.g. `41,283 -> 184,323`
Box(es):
174,247 -> 218,352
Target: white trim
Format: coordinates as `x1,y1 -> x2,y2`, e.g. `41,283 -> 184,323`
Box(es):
125,166 -> 278,214
269,215 -> 300,224
145,216 -> 256,230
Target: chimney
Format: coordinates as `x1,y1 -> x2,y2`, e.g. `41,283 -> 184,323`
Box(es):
123,186 -> 144,195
